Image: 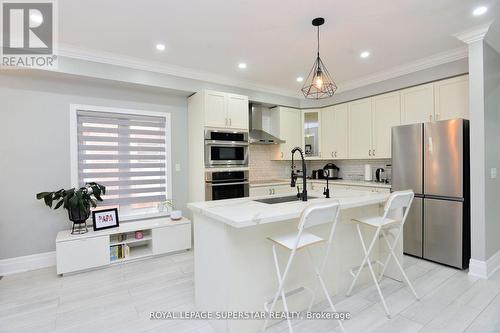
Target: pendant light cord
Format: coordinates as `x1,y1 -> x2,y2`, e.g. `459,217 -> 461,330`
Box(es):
317,25 -> 320,57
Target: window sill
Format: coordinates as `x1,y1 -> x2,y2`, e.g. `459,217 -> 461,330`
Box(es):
119,211 -> 172,222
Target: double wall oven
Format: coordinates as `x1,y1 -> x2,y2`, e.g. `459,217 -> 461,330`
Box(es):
204,129 -> 249,201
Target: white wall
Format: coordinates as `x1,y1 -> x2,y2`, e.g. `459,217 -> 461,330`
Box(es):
0,71 -> 188,260
484,40 -> 500,259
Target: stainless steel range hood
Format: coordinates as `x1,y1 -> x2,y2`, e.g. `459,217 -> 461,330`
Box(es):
249,104 -> 285,145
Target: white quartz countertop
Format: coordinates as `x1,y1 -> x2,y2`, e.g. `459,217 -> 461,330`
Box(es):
249,178 -> 391,189
188,189 -> 388,228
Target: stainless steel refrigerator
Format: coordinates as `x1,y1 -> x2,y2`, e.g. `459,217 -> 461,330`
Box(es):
392,119 -> 470,269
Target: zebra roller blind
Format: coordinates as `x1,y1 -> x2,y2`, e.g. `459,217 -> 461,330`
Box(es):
77,109 -> 168,215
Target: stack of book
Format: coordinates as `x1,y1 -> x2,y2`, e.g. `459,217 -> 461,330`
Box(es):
110,244 -> 130,261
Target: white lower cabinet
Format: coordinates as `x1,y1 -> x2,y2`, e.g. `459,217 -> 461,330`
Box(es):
56,218 -> 192,275
250,186 -> 272,196
250,184 -> 295,197
267,181 -> 390,195
152,224 -> 192,255
56,236 -> 109,275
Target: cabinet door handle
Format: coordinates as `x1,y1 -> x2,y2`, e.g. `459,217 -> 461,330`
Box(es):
429,114 -> 433,122
335,151 -> 337,158
331,152 -> 334,158
281,152 -> 284,159
369,150 -> 371,156
225,118 -> 228,126
373,149 -> 375,156
435,113 -> 440,120
229,118 -> 232,126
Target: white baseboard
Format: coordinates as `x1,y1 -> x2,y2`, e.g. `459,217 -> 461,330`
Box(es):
469,250 -> 500,279
0,251 -> 56,276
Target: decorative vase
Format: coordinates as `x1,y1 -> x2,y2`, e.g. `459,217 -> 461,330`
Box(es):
170,210 -> 182,220
68,206 -> 90,235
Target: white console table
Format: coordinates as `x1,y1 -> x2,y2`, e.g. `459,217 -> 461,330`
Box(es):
56,217 -> 191,275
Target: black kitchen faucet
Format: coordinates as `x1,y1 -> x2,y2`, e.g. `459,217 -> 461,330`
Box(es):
290,147 -> 308,201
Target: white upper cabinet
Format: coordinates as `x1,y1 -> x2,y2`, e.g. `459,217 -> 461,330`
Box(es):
273,107 -> 301,160
348,98 -> 373,159
302,109 -> 321,159
204,90 -> 227,128
401,75 -> 469,125
321,104 -> 348,159
372,91 -> 401,158
204,90 -> 249,130
226,93 -> 249,129
434,75 -> 469,121
401,83 -> 435,124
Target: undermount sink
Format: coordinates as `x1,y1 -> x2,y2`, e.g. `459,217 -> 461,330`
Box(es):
253,195 -> 318,204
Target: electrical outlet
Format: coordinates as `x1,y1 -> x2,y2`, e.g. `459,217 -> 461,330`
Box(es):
491,168 -> 497,179
175,163 -> 181,172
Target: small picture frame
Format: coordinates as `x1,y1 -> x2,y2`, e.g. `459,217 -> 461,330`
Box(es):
92,208 -> 119,231
305,144 -> 312,155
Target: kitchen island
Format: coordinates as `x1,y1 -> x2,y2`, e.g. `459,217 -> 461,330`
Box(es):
188,188 -> 402,333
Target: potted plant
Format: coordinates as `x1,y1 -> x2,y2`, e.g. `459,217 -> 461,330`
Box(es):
156,199 -> 173,213
36,182 -> 106,234
156,199 -> 182,220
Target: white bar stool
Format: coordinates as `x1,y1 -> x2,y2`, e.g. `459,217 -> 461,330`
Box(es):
346,190 -> 419,318
262,201 -> 345,333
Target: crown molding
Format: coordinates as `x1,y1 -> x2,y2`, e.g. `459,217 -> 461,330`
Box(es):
56,43 -> 468,100
455,22 -> 493,44
58,44 -> 300,98
336,46 -> 468,93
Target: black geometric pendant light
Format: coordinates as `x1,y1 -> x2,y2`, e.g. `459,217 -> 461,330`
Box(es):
301,17 -> 338,99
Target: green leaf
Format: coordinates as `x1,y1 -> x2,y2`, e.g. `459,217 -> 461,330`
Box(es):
54,199 -> 64,209
36,192 -> 51,200
43,194 -> 53,208
69,194 -> 79,209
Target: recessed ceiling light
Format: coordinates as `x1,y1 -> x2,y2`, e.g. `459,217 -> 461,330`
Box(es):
473,6 -> 488,16
156,43 -> 166,51
360,51 -> 370,58
29,11 -> 43,25
238,63 -> 247,69
296,77 -> 304,82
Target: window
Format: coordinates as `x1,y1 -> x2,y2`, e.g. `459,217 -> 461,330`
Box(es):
70,105 -> 171,219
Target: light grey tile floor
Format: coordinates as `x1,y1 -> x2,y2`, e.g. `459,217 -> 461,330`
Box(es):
1,251 -> 499,333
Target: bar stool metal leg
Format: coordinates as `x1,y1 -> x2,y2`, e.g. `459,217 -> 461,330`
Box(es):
347,224 -> 391,318
306,249 -> 346,333
262,245 -> 296,333
379,228 -> 419,300
346,225 -> 380,296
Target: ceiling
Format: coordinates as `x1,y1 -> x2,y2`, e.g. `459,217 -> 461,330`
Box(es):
58,0 -> 499,97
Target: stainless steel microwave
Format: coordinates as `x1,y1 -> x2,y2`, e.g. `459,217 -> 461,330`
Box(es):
204,129 -> 249,167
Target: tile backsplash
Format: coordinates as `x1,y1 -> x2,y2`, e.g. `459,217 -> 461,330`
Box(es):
248,144 -> 285,181
249,145 -> 391,182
